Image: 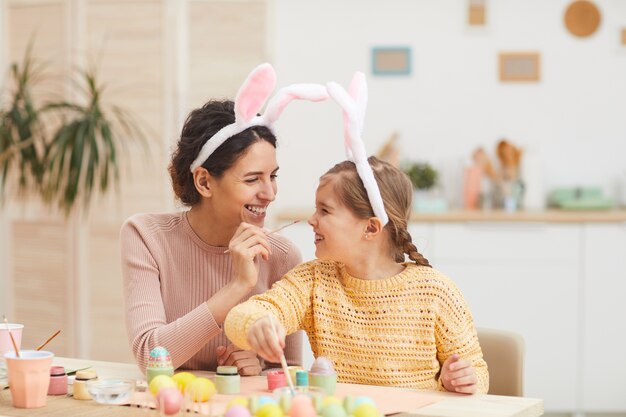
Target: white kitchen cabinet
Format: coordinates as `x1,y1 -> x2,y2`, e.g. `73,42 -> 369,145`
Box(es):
582,224 -> 626,412
422,223 -> 580,412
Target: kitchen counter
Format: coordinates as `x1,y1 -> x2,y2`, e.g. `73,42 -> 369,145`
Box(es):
276,209 -> 626,223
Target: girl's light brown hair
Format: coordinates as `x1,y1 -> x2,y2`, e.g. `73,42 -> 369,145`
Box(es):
319,156 -> 431,267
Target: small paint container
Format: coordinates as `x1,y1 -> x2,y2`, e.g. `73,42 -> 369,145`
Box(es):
216,366 -> 240,394
295,370 -> 308,387
48,366 -> 68,395
309,372 -> 336,395
286,366 -> 303,383
73,369 -> 98,400
266,370 -> 286,391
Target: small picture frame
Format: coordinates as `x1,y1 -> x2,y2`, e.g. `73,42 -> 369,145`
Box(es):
621,28 -> 626,45
499,52 -> 541,82
468,0 -> 487,27
371,47 -> 411,76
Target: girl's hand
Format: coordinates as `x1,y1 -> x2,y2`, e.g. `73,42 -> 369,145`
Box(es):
216,344 -> 262,376
441,354 -> 478,394
246,315 -> 285,364
227,222 -> 272,289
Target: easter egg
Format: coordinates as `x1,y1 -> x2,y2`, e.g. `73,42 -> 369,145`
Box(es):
226,404 -> 252,417
279,395 -> 291,413
352,403 -> 379,417
291,395 -> 313,408
227,397 -> 250,410
354,396 -> 375,407
156,387 -> 183,415
257,403 -> 284,417
343,396 -> 355,413
322,396 -> 341,407
149,374 -> 176,395
258,395 -> 277,407
148,346 -> 173,368
321,404 -> 347,417
288,401 -> 316,417
188,377 -> 216,402
172,371 -> 196,393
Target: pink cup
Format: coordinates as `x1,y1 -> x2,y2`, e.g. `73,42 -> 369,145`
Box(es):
4,350 -> 54,408
0,324 -> 23,356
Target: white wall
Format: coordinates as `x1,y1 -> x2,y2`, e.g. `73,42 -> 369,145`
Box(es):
269,0 -> 626,217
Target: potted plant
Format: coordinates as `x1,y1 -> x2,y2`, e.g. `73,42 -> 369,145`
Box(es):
404,162 -> 438,191
402,161 -> 447,212
0,48 -> 145,216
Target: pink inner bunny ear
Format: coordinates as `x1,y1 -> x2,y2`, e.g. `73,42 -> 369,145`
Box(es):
348,72 -> 367,130
234,63 -> 277,122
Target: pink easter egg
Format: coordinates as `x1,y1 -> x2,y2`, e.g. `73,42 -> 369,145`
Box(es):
289,400 -> 316,417
156,387 -> 183,415
226,404 -> 253,417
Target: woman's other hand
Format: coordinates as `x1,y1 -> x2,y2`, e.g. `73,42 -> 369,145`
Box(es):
246,315 -> 285,364
227,222 -> 272,289
216,344 -> 262,376
441,354 -> 478,394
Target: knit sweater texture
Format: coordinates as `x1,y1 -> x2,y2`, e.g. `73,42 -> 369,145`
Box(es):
121,212 -> 303,372
225,260 -> 489,392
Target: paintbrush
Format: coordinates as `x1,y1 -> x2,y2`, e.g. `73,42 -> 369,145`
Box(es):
267,314 -> 296,394
2,315 -> 20,358
36,330 -> 61,351
223,220 -> 301,254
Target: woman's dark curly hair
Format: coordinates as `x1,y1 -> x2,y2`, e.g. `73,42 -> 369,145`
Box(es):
168,100 -> 277,206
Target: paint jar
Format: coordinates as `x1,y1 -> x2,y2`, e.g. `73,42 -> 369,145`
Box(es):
48,366 -> 68,395
295,370 -> 308,387
73,369 -> 98,400
215,366 -> 240,394
266,370 -> 286,391
286,366 -> 303,384
309,356 -> 337,395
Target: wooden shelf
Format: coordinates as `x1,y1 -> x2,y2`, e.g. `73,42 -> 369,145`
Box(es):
276,209 -> 626,224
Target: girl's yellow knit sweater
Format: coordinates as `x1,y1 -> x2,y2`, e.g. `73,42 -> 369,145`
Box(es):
225,260 -> 489,393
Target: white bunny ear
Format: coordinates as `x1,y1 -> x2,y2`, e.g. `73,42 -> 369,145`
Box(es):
263,83 -> 329,125
348,72 -> 367,135
234,63 -> 277,122
190,63 -> 328,173
326,74 -> 389,226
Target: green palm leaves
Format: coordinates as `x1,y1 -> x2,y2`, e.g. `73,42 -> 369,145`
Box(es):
0,49 -> 145,215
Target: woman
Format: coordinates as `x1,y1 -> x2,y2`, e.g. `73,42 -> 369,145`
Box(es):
121,64 -> 327,375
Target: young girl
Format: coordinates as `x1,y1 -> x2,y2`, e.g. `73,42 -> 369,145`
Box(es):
224,73 -> 488,394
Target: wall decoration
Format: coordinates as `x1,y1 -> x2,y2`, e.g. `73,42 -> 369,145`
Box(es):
564,0 -> 601,38
371,47 -> 411,76
622,28 -> 626,45
499,52 -> 541,82
468,0 -> 487,27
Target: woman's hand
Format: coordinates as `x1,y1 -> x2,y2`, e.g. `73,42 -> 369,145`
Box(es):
227,222 -> 272,289
246,315 -> 285,364
216,344 -> 262,376
440,354 -> 478,394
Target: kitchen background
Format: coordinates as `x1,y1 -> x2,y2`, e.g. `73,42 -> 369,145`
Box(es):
0,1 -> 625,416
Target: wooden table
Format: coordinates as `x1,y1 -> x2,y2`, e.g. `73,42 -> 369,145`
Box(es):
0,357 -> 543,417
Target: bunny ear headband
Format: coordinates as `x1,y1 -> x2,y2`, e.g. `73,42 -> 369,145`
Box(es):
326,72 -> 389,226
190,63 -> 329,172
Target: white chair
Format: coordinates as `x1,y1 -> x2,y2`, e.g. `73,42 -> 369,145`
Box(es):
476,327 -> 525,396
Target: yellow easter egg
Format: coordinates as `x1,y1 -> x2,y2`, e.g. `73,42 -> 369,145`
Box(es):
352,404 -> 379,417
188,377 -> 216,402
322,396 -> 342,407
172,371 -> 196,393
256,403 -> 284,417
228,397 -> 250,409
149,374 -> 176,395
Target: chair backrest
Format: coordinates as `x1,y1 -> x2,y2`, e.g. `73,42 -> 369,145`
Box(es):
476,327 -> 525,396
